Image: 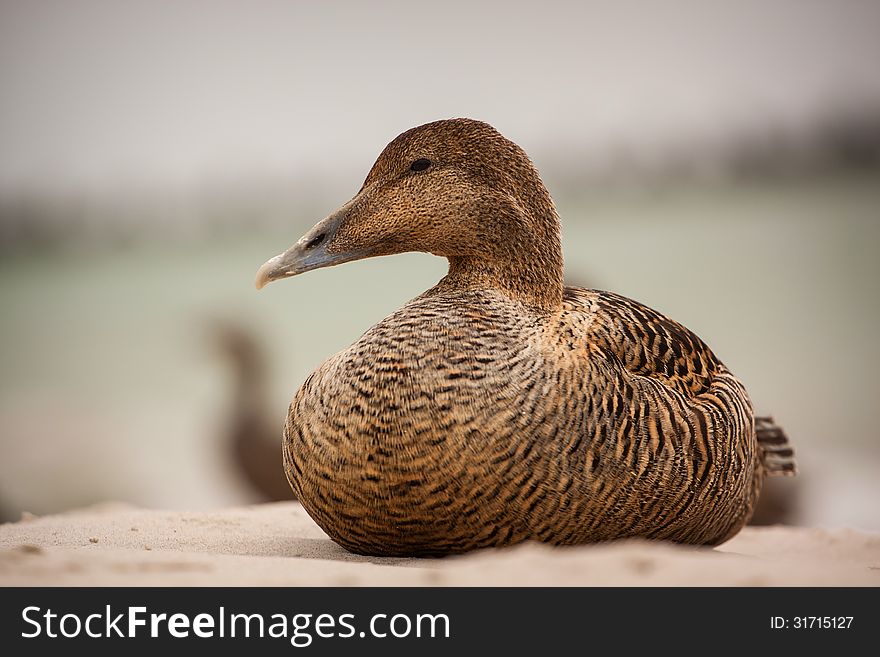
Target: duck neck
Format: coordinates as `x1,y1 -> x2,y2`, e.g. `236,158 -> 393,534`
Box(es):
442,230 -> 564,311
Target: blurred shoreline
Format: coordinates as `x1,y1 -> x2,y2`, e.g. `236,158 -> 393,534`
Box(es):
2,105 -> 879,254
1,169 -> 878,528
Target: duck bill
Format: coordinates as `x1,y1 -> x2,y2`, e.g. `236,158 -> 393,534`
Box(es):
255,204 -> 362,289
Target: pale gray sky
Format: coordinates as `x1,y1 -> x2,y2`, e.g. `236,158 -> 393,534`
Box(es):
1,0 -> 879,194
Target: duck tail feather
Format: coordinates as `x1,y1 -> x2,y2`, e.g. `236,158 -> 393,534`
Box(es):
756,416 -> 796,476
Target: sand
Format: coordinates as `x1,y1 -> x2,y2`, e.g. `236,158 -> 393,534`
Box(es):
0,502 -> 877,586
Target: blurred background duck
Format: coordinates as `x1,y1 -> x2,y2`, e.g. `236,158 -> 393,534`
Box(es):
210,319 -> 293,502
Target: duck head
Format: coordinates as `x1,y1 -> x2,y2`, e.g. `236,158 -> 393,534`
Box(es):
256,118 -> 564,307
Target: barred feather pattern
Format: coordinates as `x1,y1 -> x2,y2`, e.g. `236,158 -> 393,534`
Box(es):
284,285 -> 764,556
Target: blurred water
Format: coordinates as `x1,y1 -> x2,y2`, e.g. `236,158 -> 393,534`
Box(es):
0,173 -> 878,528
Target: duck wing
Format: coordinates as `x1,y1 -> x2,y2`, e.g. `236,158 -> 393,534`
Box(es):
568,287 -> 794,477
574,288 -> 720,398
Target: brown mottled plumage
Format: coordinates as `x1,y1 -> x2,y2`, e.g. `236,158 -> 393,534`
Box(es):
256,118 -> 795,556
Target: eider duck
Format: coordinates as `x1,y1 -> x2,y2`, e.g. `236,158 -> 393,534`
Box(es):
256,118 -> 795,557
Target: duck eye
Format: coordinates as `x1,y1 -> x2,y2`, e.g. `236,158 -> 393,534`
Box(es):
410,158 -> 432,172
